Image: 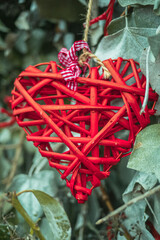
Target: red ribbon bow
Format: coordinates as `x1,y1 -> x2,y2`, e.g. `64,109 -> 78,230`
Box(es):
58,40 -> 90,91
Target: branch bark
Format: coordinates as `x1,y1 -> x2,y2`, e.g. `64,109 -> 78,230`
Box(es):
96,184 -> 160,225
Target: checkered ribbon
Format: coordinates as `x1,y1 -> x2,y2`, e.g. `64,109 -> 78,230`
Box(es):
58,40 -> 90,91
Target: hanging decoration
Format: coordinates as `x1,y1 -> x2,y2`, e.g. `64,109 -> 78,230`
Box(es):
11,56 -> 157,203
11,0 -> 158,203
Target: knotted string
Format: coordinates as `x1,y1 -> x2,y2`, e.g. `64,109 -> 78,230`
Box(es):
58,0 -> 111,90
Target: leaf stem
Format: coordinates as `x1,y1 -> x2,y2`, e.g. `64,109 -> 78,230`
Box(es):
96,184 -> 160,225
125,7 -> 128,29
8,191 -> 46,240
140,47 -> 150,114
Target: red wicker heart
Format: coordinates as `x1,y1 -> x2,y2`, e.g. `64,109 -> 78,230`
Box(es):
11,58 -> 157,203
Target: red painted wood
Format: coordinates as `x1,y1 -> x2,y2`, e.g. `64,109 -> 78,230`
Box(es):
11,58 -> 158,203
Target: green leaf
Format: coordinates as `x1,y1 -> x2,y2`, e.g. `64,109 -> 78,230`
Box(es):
0,224 -> 10,240
0,37 -> 6,51
108,6 -> 160,35
118,0 -> 154,7
9,170 -> 58,221
40,218 -> 55,240
148,33 -> 160,58
96,7 -> 157,62
15,11 -> 30,30
128,124 -> 160,181
108,15 -> 136,35
134,6 -> 160,28
0,20 -> 9,32
154,0 -> 160,15
95,26 -> 155,62
31,190 -> 71,240
0,128 -> 11,143
140,48 -> 160,95
14,31 -> 28,54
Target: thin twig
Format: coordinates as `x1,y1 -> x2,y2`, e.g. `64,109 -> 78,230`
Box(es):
100,184 -> 133,240
100,184 -> 114,212
96,184 -> 160,225
120,6 -> 131,16
83,0 -> 93,42
3,130 -> 25,188
7,191 -> 45,240
0,143 -> 22,150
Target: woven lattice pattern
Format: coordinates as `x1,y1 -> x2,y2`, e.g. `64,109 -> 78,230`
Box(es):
11,58 -> 157,203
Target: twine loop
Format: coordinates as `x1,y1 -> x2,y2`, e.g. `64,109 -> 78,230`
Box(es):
58,0 -> 111,89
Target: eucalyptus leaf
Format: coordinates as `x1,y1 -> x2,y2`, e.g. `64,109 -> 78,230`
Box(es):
148,33 -> 160,58
119,172 -> 157,240
28,29 -> 46,55
96,6 -> 158,62
0,224 -> 11,240
150,191 -> 160,234
140,48 -> 160,95
123,172 -> 157,202
78,0 -> 110,7
14,31 -> 28,54
134,6 -> 160,28
0,20 -> 9,33
9,170 -> 58,221
98,0 -> 110,7
128,124 -> 160,181
154,0 -> 160,15
108,6 -> 160,34
118,0 -> 154,7
32,190 -> 71,240
0,150 -> 11,182
108,16 -> 131,35
40,218 -> 55,240
15,11 -> 30,30
0,128 -> 11,143
95,26 -> 155,62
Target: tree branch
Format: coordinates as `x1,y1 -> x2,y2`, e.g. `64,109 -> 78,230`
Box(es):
96,184 -> 160,225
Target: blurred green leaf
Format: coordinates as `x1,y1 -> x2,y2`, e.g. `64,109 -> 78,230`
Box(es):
128,124 -> 160,181
0,20 -> 9,33
154,0 -> 160,15
0,150 -> 11,182
0,224 -> 11,240
118,0 -> 154,7
0,129 -> 11,143
28,29 -> 46,55
0,37 -> 6,51
32,190 -> 71,240
15,11 -> 30,30
14,31 -> 28,54
9,170 -> 58,221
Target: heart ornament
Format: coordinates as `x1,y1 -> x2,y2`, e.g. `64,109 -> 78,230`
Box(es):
11,57 -> 157,203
